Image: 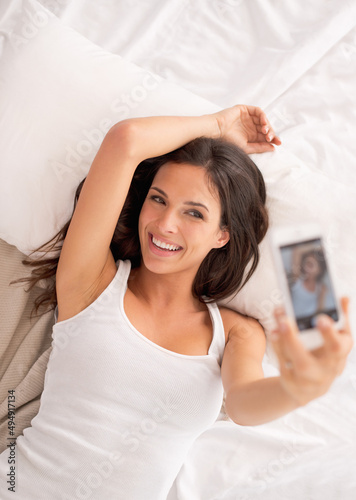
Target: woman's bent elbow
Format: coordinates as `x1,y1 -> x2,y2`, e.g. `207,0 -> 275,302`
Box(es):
224,392 -> 259,426
106,120 -> 139,160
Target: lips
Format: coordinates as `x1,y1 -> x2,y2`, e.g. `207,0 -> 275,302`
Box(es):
148,233 -> 183,256
152,235 -> 181,251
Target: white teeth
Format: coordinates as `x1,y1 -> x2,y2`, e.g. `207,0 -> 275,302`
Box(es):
152,236 -> 180,251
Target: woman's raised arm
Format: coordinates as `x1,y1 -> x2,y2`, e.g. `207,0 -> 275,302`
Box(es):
55,107 -> 280,318
56,114 -> 220,297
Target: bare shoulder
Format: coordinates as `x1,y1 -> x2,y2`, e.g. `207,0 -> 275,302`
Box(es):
56,251 -> 118,322
219,306 -> 266,348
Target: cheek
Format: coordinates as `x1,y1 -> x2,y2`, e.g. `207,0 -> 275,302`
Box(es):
139,201 -> 154,226
188,226 -> 220,249
138,203 -> 150,240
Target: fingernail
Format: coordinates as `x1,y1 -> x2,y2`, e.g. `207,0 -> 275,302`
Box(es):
269,332 -> 279,342
279,316 -> 288,333
317,315 -> 331,328
275,307 -> 285,316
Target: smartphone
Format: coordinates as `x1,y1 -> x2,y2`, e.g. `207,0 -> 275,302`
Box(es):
269,223 -> 343,349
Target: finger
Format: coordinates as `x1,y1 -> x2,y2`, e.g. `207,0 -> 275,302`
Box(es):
251,130 -> 280,146
252,114 -> 267,125
340,296 -> 351,334
249,107 -> 281,139
255,131 -> 274,142
316,308 -> 353,356
270,135 -> 282,145
341,296 -> 350,315
251,114 -> 269,132
263,124 -> 282,144
265,132 -> 282,144
273,310 -> 312,370
243,142 -> 276,154
255,124 -> 273,136
254,121 -> 282,145
342,296 -> 350,311
268,329 -> 294,375
314,311 -> 353,374
246,105 -> 266,123
315,314 -> 341,352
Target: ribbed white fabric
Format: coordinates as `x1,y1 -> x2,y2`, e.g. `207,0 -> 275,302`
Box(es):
0,260 -> 225,499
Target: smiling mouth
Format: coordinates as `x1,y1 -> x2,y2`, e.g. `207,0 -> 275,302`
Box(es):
150,234 -> 182,252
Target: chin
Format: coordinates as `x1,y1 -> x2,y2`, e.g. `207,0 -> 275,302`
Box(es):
141,255 -> 179,275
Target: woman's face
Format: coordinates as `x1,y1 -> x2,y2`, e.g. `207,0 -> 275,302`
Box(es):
302,255 -> 321,278
138,162 -> 230,278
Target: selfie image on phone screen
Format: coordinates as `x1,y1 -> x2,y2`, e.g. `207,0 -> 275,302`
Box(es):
280,238 -> 339,331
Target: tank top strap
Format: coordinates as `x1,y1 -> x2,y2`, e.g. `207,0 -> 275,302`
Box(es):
206,301 -> 226,366
115,259 -> 132,296
53,259 -> 131,325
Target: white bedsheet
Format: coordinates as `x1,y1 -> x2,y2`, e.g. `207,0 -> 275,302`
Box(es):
22,0 -> 356,498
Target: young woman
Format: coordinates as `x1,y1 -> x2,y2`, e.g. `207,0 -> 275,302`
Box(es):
0,105 -> 352,499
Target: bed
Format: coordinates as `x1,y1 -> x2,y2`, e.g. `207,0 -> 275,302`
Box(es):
0,0 -> 356,498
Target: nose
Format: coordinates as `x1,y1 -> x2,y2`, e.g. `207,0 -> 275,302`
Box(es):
156,208 -> 178,234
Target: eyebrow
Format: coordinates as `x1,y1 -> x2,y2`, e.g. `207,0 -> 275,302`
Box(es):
150,186 -> 210,213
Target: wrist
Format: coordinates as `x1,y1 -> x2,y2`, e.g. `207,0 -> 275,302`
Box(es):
203,113 -> 222,140
277,376 -> 310,409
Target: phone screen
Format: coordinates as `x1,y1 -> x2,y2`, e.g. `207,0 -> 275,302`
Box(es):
280,238 -> 339,331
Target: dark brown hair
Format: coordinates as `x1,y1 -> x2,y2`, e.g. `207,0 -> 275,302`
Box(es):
11,137 -> 268,317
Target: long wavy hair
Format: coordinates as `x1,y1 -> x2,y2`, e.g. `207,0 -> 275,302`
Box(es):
11,137 -> 269,318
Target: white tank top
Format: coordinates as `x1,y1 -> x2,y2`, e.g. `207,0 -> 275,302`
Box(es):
0,260 -> 225,499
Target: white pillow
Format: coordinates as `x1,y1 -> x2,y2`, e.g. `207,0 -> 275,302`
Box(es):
0,0 -> 219,254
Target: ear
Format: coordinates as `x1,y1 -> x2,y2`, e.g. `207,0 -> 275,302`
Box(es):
214,228 -> 230,249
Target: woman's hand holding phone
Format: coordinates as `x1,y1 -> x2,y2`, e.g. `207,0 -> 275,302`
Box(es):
270,297 -> 353,407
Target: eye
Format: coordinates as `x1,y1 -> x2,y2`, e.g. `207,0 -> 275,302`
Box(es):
187,210 -> 204,220
149,195 -> 165,205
